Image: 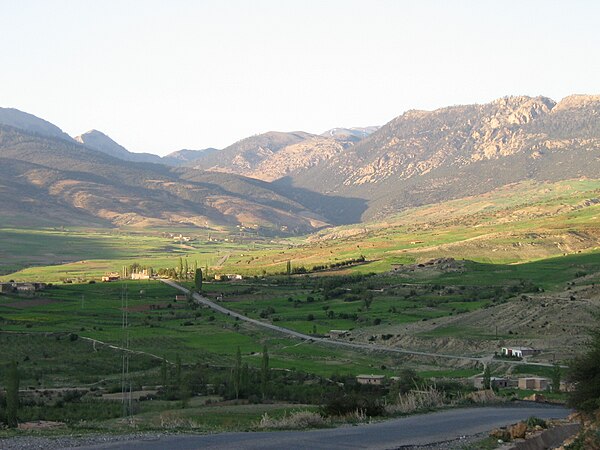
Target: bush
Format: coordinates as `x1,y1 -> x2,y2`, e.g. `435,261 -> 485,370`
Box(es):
322,392 -> 384,417
256,411 -> 325,430
568,315 -> 600,413
526,416 -> 547,429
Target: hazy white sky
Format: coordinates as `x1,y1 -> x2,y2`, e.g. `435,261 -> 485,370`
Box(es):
1,0 -> 599,155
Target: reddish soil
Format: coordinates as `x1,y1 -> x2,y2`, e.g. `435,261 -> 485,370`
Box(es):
3,298 -> 57,309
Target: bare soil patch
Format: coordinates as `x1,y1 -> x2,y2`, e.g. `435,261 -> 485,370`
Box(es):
3,297 -> 57,309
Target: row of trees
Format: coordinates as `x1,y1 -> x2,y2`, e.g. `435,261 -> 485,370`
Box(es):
232,345 -> 269,400
153,258 -> 208,282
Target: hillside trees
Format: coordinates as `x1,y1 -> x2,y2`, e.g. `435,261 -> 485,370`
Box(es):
233,347 -> 242,399
261,345 -> 270,399
568,318 -> 600,412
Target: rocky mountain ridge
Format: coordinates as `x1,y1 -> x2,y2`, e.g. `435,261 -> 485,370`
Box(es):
1,94 -> 599,225
265,94 -> 600,219
0,124 -> 359,232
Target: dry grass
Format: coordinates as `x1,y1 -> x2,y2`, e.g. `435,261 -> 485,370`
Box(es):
384,385 -> 448,415
256,411 -> 326,430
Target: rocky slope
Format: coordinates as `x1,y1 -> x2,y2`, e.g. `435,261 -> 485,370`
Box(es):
185,95 -> 600,220
162,148 -> 219,166
271,95 -> 600,219
190,131 -> 315,175
0,124 -> 340,232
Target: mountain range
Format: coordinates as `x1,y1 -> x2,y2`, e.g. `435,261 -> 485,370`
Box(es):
0,95 -> 599,231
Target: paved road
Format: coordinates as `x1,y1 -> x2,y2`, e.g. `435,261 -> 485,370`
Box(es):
160,279 -> 562,367
71,403 -> 571,450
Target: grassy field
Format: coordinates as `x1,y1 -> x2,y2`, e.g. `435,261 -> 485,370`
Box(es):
2,178 -> 600,284
0,280 -> 452,386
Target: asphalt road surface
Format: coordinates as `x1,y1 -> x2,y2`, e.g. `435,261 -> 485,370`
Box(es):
72,403 -> 570,450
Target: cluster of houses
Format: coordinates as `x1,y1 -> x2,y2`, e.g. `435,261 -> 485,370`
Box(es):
101,269 -> 151,282
0,282 -> 47,294
355,372 -> 569,392
214,274 -> 243,281
473,375 -> 571,392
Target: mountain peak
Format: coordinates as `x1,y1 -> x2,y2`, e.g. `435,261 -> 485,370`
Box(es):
0,107 -> 72,141
74,129 -> 130,158
553,94 -> 600,112
321,126 -> 379,141
74,129 -> 109,141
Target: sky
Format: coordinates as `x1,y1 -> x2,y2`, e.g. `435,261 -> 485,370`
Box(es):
1,0 -> 599,155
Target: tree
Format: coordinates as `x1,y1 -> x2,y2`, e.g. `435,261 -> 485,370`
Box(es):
483,365 -> 491,390
178,257 -> 184,280
241,362 -> 250,396
568,320 -> 600,412
233,347 -> 242,399
261,345 -> 270,399
551,364 -> 561,393
175,354 -> 182,386
364,293 -> 373,311
184,259 -> 189,280
160,358 -> 168,387
286,260 -> 291,276
5,360 -> 19,428
194,268 -> 203,292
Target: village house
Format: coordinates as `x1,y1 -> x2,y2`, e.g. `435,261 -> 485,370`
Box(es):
356,374 -> 385,385
473,376 -> 510,389
1,282 -> 47,294
214,274 -> 243,281
131,269 -> 150,280
518,377 -> 550,391
501,346 -> 541,358
175,295 -> 187,301
16,283 -> 36,293
101,272 -> 121,282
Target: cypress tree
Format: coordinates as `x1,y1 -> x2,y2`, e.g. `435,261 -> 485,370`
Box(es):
194,268 -> 203,292
261,345 -> 270,399
483,365 -> 491,390
233,347 -> 242,399
551,364 -> 561,393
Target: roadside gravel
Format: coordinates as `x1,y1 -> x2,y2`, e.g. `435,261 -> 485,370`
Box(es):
0,432 -> 167,450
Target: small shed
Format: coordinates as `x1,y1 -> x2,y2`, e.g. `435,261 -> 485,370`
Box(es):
101,273 -> 121,282
518,377 -> 549,391
501,347 -> 541,358
473,376 -> 510,389
356,374 -> 385,385
16,283 -> 36,293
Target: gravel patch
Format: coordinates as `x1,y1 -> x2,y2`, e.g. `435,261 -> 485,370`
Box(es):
0,432 -> 168,450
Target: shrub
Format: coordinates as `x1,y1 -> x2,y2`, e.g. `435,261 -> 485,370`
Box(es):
256,411 -> 325,430
322,392 -> 384,417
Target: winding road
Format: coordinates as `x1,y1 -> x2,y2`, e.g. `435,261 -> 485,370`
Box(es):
160,279 -> 562,367
71,403 -> 571,450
